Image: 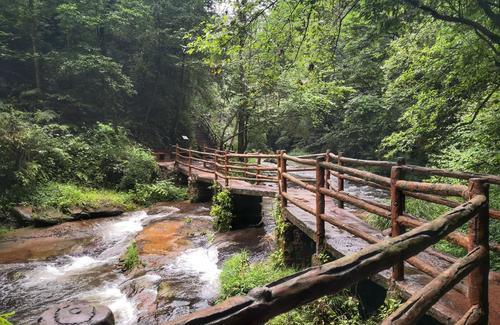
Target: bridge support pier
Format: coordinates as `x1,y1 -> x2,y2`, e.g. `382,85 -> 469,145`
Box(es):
188,179 -> 212,203
281,219 -> 316,269
231,194 -> 262,228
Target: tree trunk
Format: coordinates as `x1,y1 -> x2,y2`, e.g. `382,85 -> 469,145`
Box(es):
28,0 -> 41,92
236,0 -> 248,153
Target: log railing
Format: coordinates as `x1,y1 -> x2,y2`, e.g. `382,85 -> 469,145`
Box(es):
169,145 -> 499,324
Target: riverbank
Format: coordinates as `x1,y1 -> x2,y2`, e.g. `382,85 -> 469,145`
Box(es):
2,181 -> 187,230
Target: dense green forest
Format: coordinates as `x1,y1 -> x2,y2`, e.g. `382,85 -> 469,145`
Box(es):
0,1 -> 498,218
0,1 -> 499,324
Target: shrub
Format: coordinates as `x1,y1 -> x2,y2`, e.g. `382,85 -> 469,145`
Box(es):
0,106 -> 161,209
122,241 -> 141,271
119,147 -> 159,190
132,180 -> 187,205
0,107 -> 65,203
210,185 -> 233,232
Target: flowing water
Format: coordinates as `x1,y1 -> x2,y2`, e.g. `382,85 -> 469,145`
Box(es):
0,201 -> 276,324
0,175 -> 383,325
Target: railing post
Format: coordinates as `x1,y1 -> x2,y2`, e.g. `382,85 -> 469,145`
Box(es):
174,144 -> 180,167
467,178 -> 489,323
203,145 -> 207,168
224,151 -> 229,187
315,156 -> 326,254
188,148 -> 192,178
256,151 -> 261,185
280,150 -> 287,207
325,150 -> 331,190
214,150 -> 218,181
337,151 -> 344,208
390,157 -> 406,281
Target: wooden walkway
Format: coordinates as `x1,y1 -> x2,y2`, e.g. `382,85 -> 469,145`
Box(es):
159,146 -> 500,324
169,161 -> 500,324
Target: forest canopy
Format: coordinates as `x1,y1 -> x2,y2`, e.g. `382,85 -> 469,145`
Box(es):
1,0 -> 498,185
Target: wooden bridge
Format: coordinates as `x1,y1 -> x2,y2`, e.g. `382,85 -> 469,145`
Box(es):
158,145 -> 500,324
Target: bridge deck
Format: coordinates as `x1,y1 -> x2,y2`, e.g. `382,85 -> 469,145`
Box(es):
171,162 -> 500,324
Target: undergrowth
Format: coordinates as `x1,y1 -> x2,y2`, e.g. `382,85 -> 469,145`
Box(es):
219,250 -> 402,325
28,180 -> 187,214
31,182 -> 136,211
218,251 -> 294,301
132,180 -> 187,205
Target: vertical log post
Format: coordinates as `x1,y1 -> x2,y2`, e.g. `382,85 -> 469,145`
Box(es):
337,151 -> 344,208
280,151 -> 288,207
467,178 -> 489,323
325,150 -> 331,190
315,156 -> 326,254
188,148 -> 193,178
256,151 -> 261,185
214,151 -> 218,182
224,151 -> 229,187
175,144 -> 179,167
203,145 -> 207,168
244,152 -> 248,178
390,157 -> 406,281
277,150 -> 282,194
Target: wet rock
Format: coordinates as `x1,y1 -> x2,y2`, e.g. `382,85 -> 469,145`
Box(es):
32,208 -> 73,226
147,205 -> 177,215
71,207 -> 124,220
11,205 -> 123,227
157,281 -> 175,302
11,206 -> 34,225
37,301 -> 114,325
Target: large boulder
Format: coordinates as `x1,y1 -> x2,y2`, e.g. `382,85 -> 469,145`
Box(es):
37,301 -> 114,325
70,207 -> 124,220
11,205 -> 124,227
11,206 -> 34,224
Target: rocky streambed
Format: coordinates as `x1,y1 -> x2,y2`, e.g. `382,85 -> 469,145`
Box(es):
0,199 -> 276,324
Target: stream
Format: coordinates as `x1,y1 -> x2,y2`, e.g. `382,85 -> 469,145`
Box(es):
0,200 -> 275,324
0,176 -> 385,325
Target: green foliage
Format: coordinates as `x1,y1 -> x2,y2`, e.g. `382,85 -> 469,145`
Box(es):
132,181 -> 187,205
272,200 -> 286,241
0,227 -> 11,236
219,251 -> 294,301
0,106 -> 160,211
268,291 -> 401,325
0,312 -> 14,325
210,185 -> 234,232
31,183 -> 136,212
122,241 -> 141,271
0,0 -> 210,146
220,250 -> 402,325
119,147 -> 159,190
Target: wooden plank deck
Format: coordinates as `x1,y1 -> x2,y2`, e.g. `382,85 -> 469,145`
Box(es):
173,161 -> 500,324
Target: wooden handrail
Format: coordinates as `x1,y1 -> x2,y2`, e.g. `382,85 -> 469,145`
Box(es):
382,246 -> 487,325
170,145 -> 495,323
164,195 -> 487,325
282,153 -> 316,166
